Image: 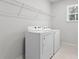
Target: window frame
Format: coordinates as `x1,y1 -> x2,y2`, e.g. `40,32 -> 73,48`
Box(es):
67,4 -> 78,22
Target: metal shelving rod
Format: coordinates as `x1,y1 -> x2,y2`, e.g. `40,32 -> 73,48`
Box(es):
0,0 -> 22,7
17,4 -> 24,16
0,13 -> 37,20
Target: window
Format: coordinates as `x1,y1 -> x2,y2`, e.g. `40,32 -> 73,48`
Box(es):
67,4 -> 78,22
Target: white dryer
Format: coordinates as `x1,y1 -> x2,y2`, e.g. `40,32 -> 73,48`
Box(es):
52,30 -> 60,55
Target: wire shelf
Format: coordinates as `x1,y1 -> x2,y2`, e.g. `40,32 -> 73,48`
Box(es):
0,0 -> 54,18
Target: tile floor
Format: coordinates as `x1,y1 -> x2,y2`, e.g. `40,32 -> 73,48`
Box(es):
16,44 -> 78,59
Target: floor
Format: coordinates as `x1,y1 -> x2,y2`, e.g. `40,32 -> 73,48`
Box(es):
53,44 -> 78,59
16,44 -> 78,59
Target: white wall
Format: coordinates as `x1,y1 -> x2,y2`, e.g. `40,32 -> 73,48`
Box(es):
51,0 -> 78,45
0,0 -> 51,59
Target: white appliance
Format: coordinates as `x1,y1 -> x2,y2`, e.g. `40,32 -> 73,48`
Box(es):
52,30 -> 60,54
25,26 -> 60,59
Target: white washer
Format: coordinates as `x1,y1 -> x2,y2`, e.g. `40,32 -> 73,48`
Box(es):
25,29 -> 54,59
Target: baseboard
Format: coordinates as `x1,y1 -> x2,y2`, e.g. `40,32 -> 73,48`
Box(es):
62,41 -> 77,47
